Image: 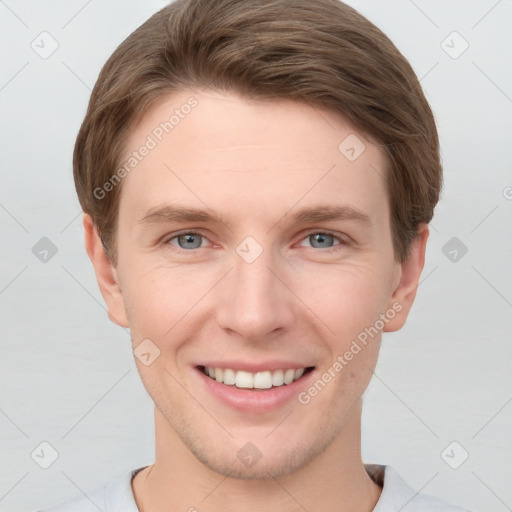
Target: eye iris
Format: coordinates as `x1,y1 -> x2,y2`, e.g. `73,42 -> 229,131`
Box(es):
178,233 -> 202,249
174,233 -> 337,250
311,233 -> 333,248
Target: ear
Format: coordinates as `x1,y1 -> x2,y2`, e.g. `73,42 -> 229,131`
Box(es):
384,223 -> 429,332
83,214 -> 129,328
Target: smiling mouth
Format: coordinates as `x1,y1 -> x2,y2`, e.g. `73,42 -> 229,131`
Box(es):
199,365 -> 315,390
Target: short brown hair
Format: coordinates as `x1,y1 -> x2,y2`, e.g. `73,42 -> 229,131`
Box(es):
73,0 -> 442,265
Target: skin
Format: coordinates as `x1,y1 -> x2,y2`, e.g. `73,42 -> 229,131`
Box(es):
84,89 -> 428,512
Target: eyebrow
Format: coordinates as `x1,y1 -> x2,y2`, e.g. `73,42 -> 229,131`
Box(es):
137,204 -> 372,229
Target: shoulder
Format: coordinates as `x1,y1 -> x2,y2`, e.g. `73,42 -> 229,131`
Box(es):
367,464 -> 472,512
35,467 -> 145,512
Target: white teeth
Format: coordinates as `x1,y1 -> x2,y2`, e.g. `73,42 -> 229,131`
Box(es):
202,366 -> 309,389
283,369 -> 295,385
223,368 -> 236,386
235,370 -> 253,389
272,369 -> 284,386
294,368 -> 305,380
254,371 -> 272,389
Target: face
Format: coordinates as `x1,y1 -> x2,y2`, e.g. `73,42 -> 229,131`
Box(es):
87,89 -> 426,479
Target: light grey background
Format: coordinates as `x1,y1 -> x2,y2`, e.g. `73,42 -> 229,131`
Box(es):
1,1 -> 511,511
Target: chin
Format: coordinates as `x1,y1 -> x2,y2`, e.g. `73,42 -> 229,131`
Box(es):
178,422 -> 338,481
191,446 -> 309,480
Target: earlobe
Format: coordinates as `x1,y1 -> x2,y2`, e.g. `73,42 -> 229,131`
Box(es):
384,224 -> 429,332
83,214 -> 129,328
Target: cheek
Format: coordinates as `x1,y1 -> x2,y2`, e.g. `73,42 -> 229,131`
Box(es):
120,262 -> 207,335
120,245 -> 395,354
124,268 -> 198,398
297,261 -> 391,343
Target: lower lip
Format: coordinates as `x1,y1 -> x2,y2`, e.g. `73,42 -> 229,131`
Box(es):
195,367 -> 315,413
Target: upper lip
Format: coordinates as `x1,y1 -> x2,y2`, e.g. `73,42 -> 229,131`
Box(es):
197,360 -> 315,373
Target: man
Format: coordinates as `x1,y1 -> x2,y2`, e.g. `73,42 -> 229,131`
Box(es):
39,0 -> 471,510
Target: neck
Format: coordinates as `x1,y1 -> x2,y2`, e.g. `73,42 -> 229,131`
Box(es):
132,400 -> 382,512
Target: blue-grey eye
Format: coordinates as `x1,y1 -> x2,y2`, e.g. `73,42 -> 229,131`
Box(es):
175,233 -> 204,249
308,233 -> 336,249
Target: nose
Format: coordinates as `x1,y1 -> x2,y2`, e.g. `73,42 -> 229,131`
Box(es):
215,244 -> 296,341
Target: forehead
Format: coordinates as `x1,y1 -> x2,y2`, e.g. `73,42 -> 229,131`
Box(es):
118,89 -> 389,227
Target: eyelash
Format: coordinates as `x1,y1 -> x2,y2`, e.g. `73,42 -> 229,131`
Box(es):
164,230 -> 347,254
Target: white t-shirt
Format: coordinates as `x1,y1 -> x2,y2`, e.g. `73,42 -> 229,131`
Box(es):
37,464 -> 471,511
